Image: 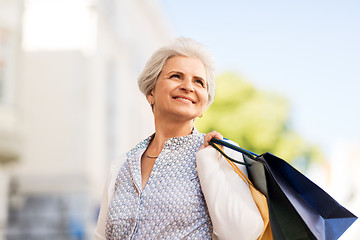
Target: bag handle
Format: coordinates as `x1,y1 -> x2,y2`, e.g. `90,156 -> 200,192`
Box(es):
210,138 -> 259,159
209,140 -> 251,166
211,142 -> 254,185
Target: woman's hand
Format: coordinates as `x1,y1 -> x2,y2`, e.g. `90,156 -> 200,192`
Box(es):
199,131 -> 223,150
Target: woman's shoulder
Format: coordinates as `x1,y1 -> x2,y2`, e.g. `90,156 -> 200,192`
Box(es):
109,153 -> 127,171
109,136 -> 150,170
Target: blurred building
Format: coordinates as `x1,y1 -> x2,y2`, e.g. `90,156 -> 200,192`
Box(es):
2,0 -> 173,239
0,0 -> 23,239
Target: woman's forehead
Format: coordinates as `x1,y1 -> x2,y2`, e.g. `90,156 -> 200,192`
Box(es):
162,56 -> 206,77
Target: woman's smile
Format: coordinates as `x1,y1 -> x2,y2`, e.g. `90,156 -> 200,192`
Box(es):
173,95 -> 195,104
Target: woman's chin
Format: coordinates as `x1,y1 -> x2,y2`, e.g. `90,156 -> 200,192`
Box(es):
166,112 -> 199,122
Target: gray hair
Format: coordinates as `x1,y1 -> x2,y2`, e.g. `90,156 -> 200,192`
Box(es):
137,37 -> 216,106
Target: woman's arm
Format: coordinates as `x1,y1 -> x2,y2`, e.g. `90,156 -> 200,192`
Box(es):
94,171 -> 111,240
95,157 -> 124,239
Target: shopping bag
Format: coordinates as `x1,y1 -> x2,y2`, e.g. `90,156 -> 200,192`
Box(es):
210,142 -> 273,240
210,138 -> 358,240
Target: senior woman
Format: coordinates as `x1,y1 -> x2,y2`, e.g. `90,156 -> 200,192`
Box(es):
95,38 -> 263,240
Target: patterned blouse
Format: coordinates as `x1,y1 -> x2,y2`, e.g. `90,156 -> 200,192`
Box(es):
105,129 -> 213,239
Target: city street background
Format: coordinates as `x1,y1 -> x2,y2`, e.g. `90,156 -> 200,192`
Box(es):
0,0 -> 359,239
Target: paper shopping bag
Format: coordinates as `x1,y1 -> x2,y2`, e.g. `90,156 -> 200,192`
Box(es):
210,138 -> 357,240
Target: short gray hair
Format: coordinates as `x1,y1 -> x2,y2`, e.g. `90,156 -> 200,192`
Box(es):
137,37 -> 216,106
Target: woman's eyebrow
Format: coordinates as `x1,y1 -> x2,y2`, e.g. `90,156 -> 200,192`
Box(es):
166,71 -> 205,82
167,70 -> 183,75
194,75 -> 206,82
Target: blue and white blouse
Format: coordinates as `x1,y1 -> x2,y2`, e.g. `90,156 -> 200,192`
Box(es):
105,129 -> 213,239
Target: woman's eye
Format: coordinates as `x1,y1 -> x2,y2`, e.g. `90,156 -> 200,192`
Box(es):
195,79 -> 205,87
170,74 -> 181,79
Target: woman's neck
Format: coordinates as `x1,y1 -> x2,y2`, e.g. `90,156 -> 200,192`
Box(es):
147,119 -> 194,155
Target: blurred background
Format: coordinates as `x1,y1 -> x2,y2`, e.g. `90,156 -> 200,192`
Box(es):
0,0 -> 358,239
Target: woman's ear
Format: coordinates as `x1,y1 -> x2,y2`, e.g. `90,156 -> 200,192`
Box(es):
146,91 -> 154,105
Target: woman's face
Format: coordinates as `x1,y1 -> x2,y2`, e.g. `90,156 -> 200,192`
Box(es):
147,56 -> 208,122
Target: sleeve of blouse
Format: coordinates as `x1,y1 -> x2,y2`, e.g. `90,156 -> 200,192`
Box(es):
94,169 -> 111,240
196,143 -> 264,240
95,158 -> 123,240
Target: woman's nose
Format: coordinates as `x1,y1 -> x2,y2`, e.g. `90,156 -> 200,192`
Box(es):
180,78 -> 194,92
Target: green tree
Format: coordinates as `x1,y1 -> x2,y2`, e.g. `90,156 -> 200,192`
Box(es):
196,72 -> 323,167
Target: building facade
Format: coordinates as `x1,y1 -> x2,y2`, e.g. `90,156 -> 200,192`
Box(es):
0,0 -> 23,239
3,0 -> 173,239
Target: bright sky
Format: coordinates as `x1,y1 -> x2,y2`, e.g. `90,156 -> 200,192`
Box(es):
159,0 -> 360,156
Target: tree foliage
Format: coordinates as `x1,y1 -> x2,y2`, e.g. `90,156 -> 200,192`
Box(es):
196,72 -> 323,167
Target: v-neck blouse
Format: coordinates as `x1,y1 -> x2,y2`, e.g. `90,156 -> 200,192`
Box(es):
105,129 -> 213,239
